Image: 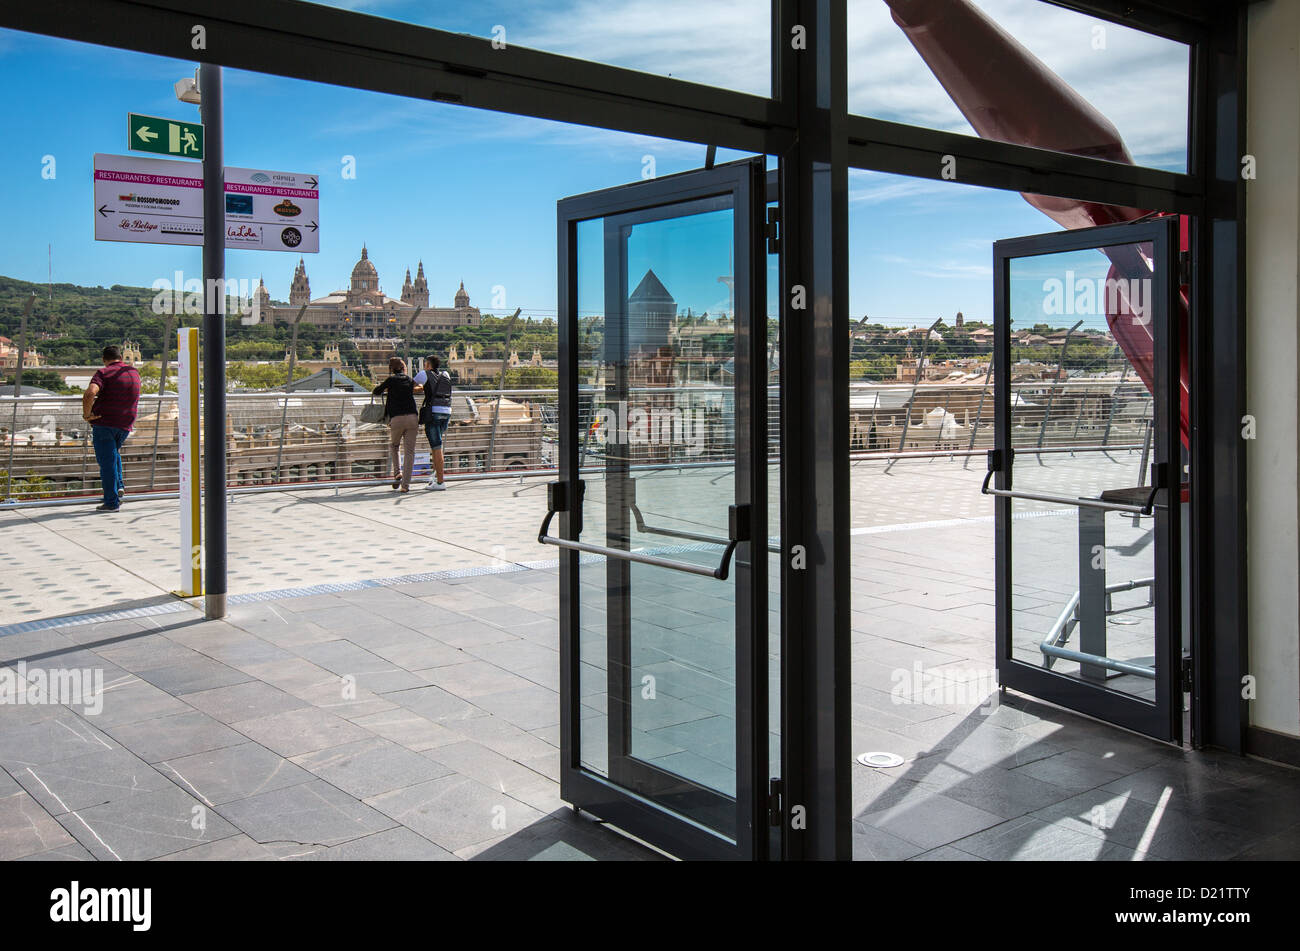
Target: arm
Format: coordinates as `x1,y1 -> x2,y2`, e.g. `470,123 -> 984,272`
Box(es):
82,382 -> 101,422
372,378 -> 389,396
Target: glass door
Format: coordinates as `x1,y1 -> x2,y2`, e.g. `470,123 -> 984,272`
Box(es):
545,159 -> 770,859
987,217 -> 1183,742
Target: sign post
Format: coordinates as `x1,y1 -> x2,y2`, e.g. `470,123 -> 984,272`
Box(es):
175,326 -> 202,597
200,62 -> 227,620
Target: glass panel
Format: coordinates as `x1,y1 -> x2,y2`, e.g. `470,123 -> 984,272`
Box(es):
575,200 -> 741,833
300,0 -> 771,96
1007,241 -> 1159,701
848,0 -> 1190,172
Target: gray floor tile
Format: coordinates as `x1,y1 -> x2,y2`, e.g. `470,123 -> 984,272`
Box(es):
104,710 -> 247,764
182,680 -> 309,723
952,815 -> 1150,861
365,774 -> 545,853
231,707 -> 373,758
218,779 -> 397,848
0,790 -> 77,859
292,738 -> 453,799
859,788 -> 1007,851
0,714 -> 117,768
289,826 -> 458,861
57,785 -> 239,861
160,742 -> 314,806
13,747 -> 174,814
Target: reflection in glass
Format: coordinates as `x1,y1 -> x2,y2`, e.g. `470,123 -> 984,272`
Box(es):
1006,242 -> 1162,701
301,0 -> 771,96
849,0 -> 1189,173
575,202 -> 742,836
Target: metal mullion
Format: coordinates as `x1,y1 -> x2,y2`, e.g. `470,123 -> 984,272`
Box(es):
778,0 -> 851,862
1041,0 -> 1222,43
1154,217 -> 1183,743
556,211 -> 581,799
731,158 -> 768,859
847,120 -> 1199,214
603,216 -> 634,791
1190,5 -> 1247,754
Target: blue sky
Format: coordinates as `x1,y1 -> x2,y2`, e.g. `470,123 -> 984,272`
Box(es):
0,2 -> 1189,328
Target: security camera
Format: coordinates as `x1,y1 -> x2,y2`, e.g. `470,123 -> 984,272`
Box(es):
174,75 -> 201,105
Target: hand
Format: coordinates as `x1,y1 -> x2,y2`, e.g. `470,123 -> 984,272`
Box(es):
83,412 -> 100,422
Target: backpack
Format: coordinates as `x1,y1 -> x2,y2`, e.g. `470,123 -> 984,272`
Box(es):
421,369 -> 453,423
430,370 -> 452,403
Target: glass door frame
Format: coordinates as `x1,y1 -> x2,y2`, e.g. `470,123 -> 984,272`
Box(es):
552,158 -> 770,860
990,217 -> 1183,743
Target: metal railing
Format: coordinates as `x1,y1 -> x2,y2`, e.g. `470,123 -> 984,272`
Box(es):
0,378 -> 1154,505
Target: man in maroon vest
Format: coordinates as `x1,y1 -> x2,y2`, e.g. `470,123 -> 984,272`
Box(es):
82,345 -> 142,512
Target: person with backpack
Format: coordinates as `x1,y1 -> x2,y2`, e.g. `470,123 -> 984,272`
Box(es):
414,355 -> 452,491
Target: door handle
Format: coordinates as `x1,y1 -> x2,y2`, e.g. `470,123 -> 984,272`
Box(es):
538,482 -> 749,580
980,450 -> 1158,515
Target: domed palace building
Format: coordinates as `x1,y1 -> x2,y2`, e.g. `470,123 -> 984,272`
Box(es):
265,245 -> 481,337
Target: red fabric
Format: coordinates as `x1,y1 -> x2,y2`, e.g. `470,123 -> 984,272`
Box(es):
90,362 -> 142,431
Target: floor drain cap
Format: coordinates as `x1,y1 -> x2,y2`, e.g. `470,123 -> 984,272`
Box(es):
857,751 -> 905,768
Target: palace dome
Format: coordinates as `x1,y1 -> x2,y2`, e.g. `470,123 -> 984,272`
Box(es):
350,245 -> 379,291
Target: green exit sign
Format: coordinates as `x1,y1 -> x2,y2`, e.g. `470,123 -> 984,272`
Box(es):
128,113 -> 203,159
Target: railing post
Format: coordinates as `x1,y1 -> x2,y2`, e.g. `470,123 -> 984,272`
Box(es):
895,317 -> 941,454
148,316 -> 173,491
4,295 -> 35,497
487,309 -> 521,472
1101,353 -> 1128,448
964,354 -> 995,466
275,305 -> 306,483
1037,319 -> 1082,450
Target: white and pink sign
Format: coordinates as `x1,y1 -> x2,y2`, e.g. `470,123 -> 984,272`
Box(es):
93,154 -> 319,252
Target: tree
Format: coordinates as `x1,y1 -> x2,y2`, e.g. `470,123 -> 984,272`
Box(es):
503,366 -> 558,389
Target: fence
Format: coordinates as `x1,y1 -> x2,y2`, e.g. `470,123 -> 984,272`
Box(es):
1,377 -> 1151,504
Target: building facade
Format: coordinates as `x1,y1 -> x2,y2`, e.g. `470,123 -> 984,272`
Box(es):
268,246 -> 481,337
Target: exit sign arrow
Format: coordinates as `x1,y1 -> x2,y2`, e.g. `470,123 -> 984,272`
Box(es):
135,125 -> 159,144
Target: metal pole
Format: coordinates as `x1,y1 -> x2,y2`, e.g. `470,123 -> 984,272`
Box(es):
1069,380 -> 1086,449
934,386 -> 952,453
1037,319 -> 1082,450
4,295 -> 34,499
403,306 -> 422,376
148,315 -> 173,491
895,317 -> 941,454
1101,352 -> 1128,448
487,308 -> 521,472
274,304 -> 306,483
964,353 -> 995,466
200,63 -> 226,619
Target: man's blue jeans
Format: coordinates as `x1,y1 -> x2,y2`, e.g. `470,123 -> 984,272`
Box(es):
92,425 -> 129,508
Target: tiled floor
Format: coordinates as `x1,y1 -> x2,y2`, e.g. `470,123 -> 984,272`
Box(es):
1,455 -> 1298,860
